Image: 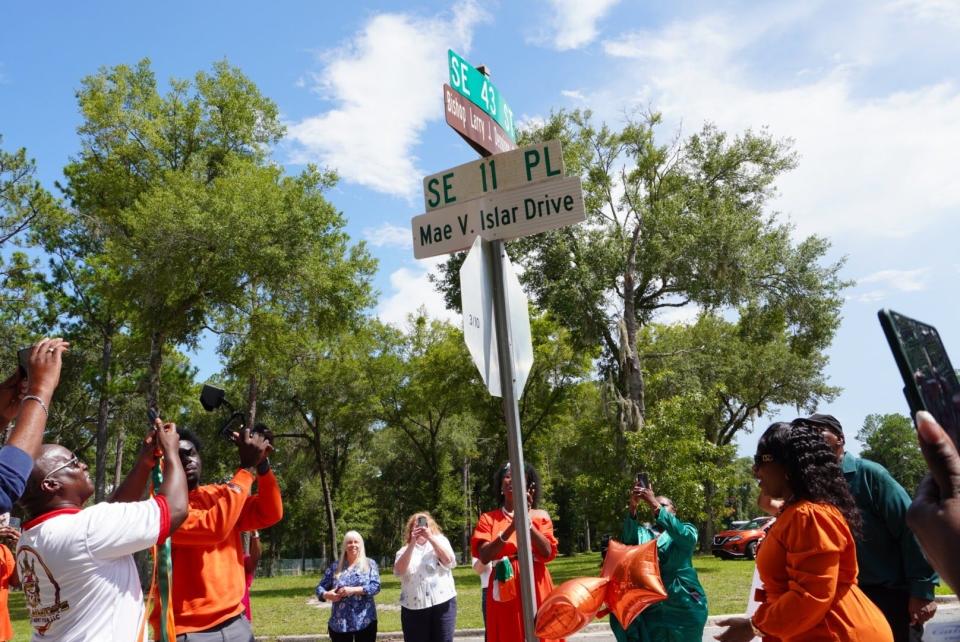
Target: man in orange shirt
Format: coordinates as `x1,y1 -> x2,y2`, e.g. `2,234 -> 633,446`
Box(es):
157,425 -> 282,641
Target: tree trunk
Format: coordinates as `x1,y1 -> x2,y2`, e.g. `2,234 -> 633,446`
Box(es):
702,478 -> 717,553
584,519 -> 591,553
246,374 -> 258,429
147,330 -> 164,409
462,455 -> 471,560
95,332 -> 114,502
314,443 -> 339,562
113,426 -> 125,489
620,260 -> 645,432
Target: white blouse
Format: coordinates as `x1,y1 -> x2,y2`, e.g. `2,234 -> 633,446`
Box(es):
394,534 -> 458,609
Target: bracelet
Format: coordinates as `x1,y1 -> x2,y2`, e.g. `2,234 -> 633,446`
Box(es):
21,395 -> 48,417
498,531 -> 508,543
256,459 -> 271,475
750,617 -> 763,637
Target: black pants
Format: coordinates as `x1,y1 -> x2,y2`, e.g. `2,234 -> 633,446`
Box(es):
861,585 -> 922,642
328,620 -> 377,642
401,597 -> 457,642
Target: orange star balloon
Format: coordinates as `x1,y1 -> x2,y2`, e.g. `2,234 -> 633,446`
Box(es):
535,576 -> 609,639
601,539 -> 667,629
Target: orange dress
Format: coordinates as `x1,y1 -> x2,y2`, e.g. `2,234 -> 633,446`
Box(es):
0,544 -> 14,641
753,501 -> 893,641
471,508 -> 564,642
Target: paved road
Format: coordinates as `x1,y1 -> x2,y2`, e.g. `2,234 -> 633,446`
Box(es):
259,598 -> 960,641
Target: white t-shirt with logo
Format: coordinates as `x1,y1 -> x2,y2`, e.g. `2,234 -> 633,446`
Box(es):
16,497 -> 167,641
394,534 -> 457,610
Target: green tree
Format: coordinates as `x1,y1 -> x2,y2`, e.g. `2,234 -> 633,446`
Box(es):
857,413 -> 925,493
63,59 -> 285,408
434,110 -> 848,442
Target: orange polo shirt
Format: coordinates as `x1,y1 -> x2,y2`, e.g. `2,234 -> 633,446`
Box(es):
152,469 -> 283,635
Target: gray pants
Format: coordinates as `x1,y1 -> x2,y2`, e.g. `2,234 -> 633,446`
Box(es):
175,614 -> 254,642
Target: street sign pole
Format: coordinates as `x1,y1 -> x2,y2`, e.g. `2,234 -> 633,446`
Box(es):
487,237 -> 539,642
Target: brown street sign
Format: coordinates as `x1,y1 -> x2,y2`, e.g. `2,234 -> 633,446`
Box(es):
444,84 -> 517,157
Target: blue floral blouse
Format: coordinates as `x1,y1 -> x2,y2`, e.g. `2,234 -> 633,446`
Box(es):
316,559 -> 381,633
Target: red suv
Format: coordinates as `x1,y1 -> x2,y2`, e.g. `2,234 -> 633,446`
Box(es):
711,516 -> 775,560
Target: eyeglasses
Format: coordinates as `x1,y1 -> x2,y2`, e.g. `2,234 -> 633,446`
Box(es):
753,453 -> 775,467
42,455 -> 80,483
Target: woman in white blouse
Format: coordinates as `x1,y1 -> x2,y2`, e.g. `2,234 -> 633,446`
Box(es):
394,512 -> 458,642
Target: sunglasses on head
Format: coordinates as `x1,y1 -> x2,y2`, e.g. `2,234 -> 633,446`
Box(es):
753,453 -> 775,467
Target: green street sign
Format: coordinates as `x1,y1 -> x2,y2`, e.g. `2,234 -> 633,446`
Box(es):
448,49 -> 516,142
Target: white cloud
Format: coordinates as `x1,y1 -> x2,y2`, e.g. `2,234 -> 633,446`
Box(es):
858,268 -> 931,292
596,7 -> 960,240
561,89 -> 586,101
852,290 -> 887,304
541,0 -> 623,50
363,223 -> 412,249
885,0 -> 960,28
286,4 -> 487,198
377,258 -> 458,326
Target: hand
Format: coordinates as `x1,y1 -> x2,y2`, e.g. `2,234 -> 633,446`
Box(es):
0,371 -> 25,425
24,338 -> 69,399
907,411 -> 960,593
411,525 -> 429,542
325,590 -> 342,603
235,428 -> 270,469
137,428 -> 161,468
0,526 -> 20,547
156,421 -> 180,457
629,482 -> 644,514
714,617 -> 754,642
637,487 -> 657,510
908,596 -> 936,625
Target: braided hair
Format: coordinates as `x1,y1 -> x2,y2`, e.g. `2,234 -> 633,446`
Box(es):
756,422 -> 862,538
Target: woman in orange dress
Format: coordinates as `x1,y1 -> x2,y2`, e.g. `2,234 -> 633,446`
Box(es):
716,422 -> 893,642
471,463 -> 563,642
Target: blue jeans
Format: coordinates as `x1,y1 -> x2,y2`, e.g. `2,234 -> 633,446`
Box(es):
401,596 -> 457,642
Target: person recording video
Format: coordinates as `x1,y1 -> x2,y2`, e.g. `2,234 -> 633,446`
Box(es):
152,422 -> 282,641
16,416 -> 188,641
0,338 -> 69,514
908,411 -> 960,594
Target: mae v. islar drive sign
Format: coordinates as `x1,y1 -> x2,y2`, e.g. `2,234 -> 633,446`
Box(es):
411,140 -> 585,259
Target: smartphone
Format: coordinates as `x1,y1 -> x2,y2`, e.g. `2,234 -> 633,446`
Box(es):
219,412 -> 246,442
8,516 -> 20,529
635,472 -> 650,489
878,309 -> 960,446
147,407 -> 160,425
417,516 -> 427,528
17,346 -> 31,378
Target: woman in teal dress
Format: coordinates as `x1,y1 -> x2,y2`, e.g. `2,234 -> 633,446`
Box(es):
610,479 -> 708,642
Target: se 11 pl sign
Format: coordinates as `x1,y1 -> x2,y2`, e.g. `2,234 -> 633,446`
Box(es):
423,139 -> 563,211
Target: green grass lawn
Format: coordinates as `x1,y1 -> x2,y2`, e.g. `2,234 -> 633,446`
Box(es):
4,553 -> 954,641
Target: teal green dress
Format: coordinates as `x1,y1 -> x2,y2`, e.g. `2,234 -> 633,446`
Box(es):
610,509 -> 708,642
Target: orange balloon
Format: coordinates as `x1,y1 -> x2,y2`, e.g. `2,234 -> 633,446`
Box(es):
603,539 -> 667,629
535,576 -> 609,639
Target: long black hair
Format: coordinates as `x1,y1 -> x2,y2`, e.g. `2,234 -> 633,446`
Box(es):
756,422 -> 862,538
492,462 -> 542,509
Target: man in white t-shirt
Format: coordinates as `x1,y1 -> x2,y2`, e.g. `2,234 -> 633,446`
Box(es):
16,419 -> 188,641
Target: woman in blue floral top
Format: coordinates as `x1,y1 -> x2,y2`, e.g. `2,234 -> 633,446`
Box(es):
316,530 -> 381,641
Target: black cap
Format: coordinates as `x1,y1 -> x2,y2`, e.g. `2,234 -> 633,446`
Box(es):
793,413 -> 844,439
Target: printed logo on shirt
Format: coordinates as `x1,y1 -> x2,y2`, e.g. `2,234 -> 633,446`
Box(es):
17,546 -> 71,634
226,482 -> 244,494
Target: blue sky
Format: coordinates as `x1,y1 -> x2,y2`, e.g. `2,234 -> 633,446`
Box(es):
3,1 -> 959,457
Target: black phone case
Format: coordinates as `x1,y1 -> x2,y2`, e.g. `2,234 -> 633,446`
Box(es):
878,309 -> 960,441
